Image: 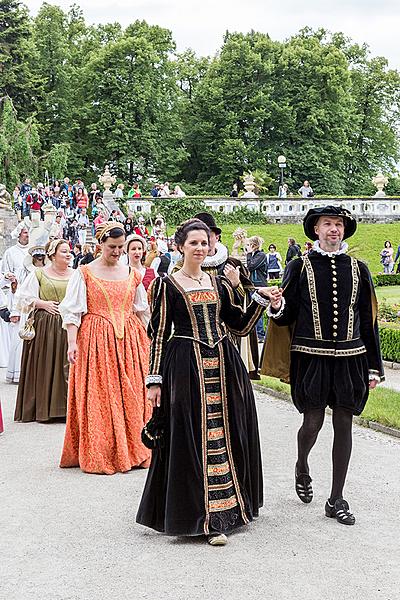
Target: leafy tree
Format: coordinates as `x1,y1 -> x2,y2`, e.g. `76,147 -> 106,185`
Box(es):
43,142 -> 71,181
0,0 -> 38,118
78,21 -> 186,183
0,96 -> 40,188
31,3 -> 71,148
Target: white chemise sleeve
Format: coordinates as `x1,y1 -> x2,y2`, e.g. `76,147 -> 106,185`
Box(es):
133,281 -> 150,328
59,268 -> 88,329
16,270 -> 40,313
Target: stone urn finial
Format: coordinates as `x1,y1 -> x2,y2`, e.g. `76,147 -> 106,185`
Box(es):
372,171 -> 388,197
242,172 -> 258,198
98,165 -> 116,193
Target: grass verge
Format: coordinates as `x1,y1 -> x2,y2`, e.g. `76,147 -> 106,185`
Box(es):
256,375 -> 400,430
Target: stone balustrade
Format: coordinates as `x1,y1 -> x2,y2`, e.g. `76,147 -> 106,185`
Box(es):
126,196 -> 400,223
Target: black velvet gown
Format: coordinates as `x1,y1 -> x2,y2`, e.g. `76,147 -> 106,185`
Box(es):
136,275 -> 265,536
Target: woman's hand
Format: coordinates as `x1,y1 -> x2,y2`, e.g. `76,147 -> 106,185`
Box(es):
67,341 -> 78,365
258,285 -> 282,304
223,264 -> 241,288
43,301 -> 59,315
148,385 -> 161,407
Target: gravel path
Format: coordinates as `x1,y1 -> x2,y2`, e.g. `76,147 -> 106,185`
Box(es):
1,368 -> 399,600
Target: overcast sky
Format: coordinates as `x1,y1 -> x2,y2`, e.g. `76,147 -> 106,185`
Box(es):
27,0 -> 400,69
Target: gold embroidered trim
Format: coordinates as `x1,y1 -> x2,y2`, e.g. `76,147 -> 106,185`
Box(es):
221,278 -> 245,314
209,481 -> 234,491
347,258 -> 359,341
203,357 -> 219,368
207,447 -> 227,456
207,428 -> 225,441
151,279 -> 167,375
193,342 -> 210,535
206,393 -> 222,404
291,344 -> 366,357
208,461 -> 230,475
209,497 -> 238,512
303,255 -> 322,340
207,411 -> 223,419
218,344 -> 249,525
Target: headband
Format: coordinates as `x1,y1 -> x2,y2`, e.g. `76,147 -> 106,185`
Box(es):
95,221 -> 125,243
125,234 -> 146,252
46,238 -> 67,257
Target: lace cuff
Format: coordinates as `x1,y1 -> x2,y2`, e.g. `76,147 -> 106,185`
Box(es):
146,374 -> 163,387
368,370 -> 381,383
251,291 -> 269,307
266,296 -> 286,319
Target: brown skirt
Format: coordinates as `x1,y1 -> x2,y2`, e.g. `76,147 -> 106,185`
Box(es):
14,310 -> 69,422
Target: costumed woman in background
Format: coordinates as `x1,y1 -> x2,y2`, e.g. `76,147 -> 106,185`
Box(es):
136,219 -> 280,545
6,246 -> 47,384
125,234 -> 156,291
59,222 -> 152,475
14,239 -> 73,422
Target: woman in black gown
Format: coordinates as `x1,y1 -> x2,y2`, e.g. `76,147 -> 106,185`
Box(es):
136,219 -> 278,545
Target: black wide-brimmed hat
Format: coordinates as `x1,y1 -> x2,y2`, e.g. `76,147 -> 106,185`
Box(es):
303,205 -> 357,241
193,212 -> 222,235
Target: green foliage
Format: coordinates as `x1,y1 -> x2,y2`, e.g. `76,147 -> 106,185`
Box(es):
362,386 -> 400,430
0,0 -> 38,118
151,197 -> 207,226
373,274 -> 400,286
0,97 -> 40,188
378,300 -> 399,323
379,325 -> 400,362
0,7 -> 399,196
43,143 -> 71,181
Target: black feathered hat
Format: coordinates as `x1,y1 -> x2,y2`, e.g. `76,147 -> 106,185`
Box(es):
193,212 -> 222,235
303,205 -> 357,241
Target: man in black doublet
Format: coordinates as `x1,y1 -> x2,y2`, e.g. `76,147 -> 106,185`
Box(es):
266,206 -> 384,525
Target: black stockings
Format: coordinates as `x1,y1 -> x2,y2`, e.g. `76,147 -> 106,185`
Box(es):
330,408 -> 353,502
296,407 -> 353,502
296,409 -> 325,475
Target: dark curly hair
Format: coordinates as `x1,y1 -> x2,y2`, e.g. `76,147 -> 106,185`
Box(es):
174,218 -> 210,249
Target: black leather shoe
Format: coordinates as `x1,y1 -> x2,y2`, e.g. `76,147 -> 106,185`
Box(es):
325,498 -> 355,525
295,471 -> 313,503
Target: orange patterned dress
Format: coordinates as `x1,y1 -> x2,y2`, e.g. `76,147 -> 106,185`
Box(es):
60,266 -> 151,474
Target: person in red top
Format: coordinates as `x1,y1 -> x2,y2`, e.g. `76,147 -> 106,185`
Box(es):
125,234 -> 156,291
76,188 -> 89,211
134,216 -> 149,239
25,188 -> 45,212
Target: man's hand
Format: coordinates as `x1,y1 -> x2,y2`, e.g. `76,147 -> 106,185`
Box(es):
258,286 -> 283,309
223,264 -> 241,288
369,379 -> 379,390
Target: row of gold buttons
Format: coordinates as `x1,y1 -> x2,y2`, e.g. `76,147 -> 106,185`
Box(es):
331,258 -> 338,337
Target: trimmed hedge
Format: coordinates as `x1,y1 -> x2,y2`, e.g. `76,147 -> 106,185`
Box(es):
373,274 -> 400,286
379,324 -> 400,362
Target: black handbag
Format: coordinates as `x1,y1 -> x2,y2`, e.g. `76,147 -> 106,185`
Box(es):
141,407 -> 165,449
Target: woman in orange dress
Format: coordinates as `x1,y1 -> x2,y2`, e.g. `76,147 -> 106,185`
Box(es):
59,222 -> 152,474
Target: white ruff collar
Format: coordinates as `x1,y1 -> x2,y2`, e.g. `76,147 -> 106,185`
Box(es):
202,242 -> 228,268
313,240 -> 348,257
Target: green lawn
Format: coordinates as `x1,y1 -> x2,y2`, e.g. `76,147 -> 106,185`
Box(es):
257,375 -> 400,430
220,222 -> 400,275
376,286 -> 400,305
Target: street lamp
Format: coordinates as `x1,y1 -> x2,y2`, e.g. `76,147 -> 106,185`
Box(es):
278,155 -> 286,187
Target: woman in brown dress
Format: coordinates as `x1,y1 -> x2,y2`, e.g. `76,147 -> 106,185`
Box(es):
14,239 -> 73,422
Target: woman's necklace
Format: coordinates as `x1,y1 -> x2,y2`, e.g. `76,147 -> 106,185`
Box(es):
181,269 -> 204,285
